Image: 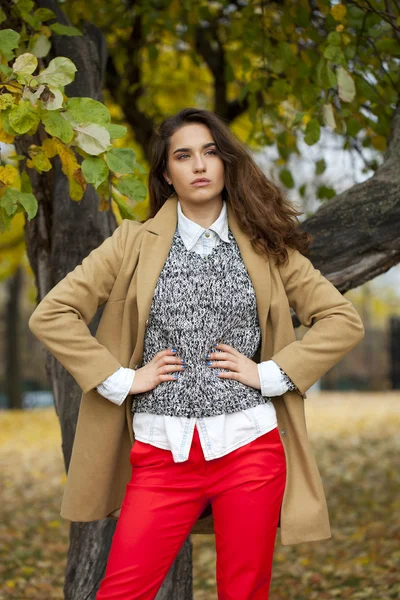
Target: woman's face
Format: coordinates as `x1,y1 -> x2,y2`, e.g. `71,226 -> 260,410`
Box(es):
163,123 -> 225,207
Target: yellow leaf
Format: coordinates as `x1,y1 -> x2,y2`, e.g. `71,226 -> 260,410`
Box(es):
22,566 -> 34,575
300,51 -> 312,67
0,93 -> 14,110
371,135 -> 386,151
27,144 -> 52,173
0,82 -> 23,94
6,580 -> 16,588
0,164 -> 19,186
42,137 -> 58,158
43,137 -> 85,200
0,118 -> 14,143
336,24 -> 344,32
331,4 -> 347,21
49,520 -> 61,528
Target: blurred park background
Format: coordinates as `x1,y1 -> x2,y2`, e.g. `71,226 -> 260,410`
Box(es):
1,0 -> 400,598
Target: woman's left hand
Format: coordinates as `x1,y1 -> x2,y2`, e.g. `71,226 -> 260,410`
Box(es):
206,343 -> 261,390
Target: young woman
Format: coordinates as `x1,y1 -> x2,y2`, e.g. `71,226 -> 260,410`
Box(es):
29,107 -> 365,599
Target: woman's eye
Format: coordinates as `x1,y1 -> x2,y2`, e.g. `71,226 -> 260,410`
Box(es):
177,150 -> 217,160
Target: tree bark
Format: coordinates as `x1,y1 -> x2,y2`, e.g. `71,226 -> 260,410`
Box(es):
20,1 -> 193,598
5,266 -> 23,409
300,100 -> 400,290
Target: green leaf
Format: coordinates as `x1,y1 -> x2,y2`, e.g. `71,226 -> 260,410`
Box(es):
327,31 -> 341,45
105,124 -> 128,139
13,52 -> 38,77
316,57 -> 337,89
0,207 -> 13,233
49,23 -> 83,37
0,63 -> 13,77
134,161 -> 148,175
0,29 -> 20,61
112,194 -> 137,220
8,100 -> 40,134
33,8 -> 56,21
299,183 -> 307,198
34,56 -> 77,87
81,156 -> 109,189
337,66 -> 356,102
20,170 -> 33,194
41,110 -> 74,143
323,45 -> 345,64
0,109 -> 19,135
304,118 -> 321,145
65,97 -> 110,127
317,185 -> 336,200
315,158 -> 326,175
105,148 -> 137,175
279,168 -> 295,189
73,123 -> 111,156
0,187 -> 38,220
29,33 -> 52,58
114,175 -> 147,202
346,117 -> 362,137
292,112 -> 305,126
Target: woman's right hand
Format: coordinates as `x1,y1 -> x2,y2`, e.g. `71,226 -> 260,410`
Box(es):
129,349 -> 185,395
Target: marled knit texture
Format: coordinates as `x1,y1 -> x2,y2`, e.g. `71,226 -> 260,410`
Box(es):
132,225 -> 271,417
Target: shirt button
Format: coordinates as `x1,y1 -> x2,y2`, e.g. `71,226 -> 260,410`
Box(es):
281,428 -> 286,436
205,231 -> 210,237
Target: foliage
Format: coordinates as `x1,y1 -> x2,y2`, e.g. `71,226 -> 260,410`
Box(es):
64,0 -> 400,198
0,393 -> 399,599
0,2 -> 147,234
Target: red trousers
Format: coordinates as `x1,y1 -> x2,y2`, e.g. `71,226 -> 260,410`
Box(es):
96,424 -> 286,600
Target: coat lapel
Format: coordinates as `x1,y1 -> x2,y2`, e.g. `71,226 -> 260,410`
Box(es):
130,196 -> 271,368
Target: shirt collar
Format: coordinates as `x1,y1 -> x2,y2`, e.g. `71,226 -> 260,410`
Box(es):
177,199 -> 231,251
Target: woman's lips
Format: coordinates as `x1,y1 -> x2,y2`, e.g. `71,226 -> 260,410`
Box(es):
191,180 -> 211,187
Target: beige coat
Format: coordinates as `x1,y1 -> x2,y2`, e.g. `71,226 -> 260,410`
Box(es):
28,196 -> 365,545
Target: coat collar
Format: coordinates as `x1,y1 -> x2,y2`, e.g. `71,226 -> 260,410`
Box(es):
130,196 -> 271,367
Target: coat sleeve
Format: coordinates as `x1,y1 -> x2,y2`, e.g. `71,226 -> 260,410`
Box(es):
28,218 -> 139,395
270,246 -> 365,396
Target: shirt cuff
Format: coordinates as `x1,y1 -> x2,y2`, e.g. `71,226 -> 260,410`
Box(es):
257,360 -> 297,396
96,367 -> 136,405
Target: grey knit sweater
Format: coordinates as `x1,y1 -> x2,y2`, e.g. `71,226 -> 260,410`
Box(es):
132,225 -> 273,418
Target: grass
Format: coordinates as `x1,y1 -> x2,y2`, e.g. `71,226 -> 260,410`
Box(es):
0,392 -> 399,599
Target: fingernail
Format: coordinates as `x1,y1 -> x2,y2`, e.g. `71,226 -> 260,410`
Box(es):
171,348 -> 177,353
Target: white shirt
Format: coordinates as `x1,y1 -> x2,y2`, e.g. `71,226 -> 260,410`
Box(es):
96,200 -> 292,462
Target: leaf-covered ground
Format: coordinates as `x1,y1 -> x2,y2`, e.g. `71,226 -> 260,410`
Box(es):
0,392 -> 399,599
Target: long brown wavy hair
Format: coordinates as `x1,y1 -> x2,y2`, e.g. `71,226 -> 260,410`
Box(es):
144,107 -> 311,266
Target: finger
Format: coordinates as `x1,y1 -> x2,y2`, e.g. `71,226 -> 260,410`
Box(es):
161,363 -> 185,373
216,370 -> 239,380
215,343 -> 238,356
208,360 -> 238,371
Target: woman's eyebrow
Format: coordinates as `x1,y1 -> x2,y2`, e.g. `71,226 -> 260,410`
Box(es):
172,142 -> 216,155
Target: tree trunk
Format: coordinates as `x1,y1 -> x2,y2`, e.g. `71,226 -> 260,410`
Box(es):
5,266 -> 23,409
20,1 -> 193,598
